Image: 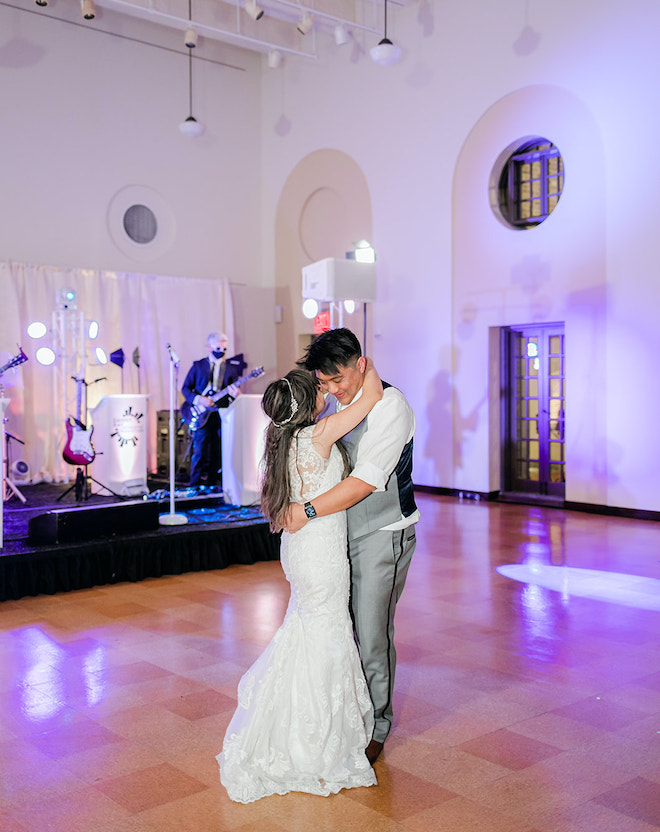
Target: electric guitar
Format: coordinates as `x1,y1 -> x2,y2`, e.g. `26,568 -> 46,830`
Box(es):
62,376 -> 96,465
0,348 -> 28,378
181,366 -> 264,432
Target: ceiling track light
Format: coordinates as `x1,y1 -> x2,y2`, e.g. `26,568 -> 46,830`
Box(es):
81,0 -> 96,19
245,0 -> 264,21
267,49 -> 283,69
334,24 -> 349,46
184,27 -> 198,48
370,0 -> 401,66
297,12 -> 313,35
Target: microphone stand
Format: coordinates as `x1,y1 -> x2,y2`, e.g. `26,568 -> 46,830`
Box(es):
159,344 -> 187,527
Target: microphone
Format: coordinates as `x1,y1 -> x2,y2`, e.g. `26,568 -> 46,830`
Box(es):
166,343 -> 180,366
132,347 -> 140,368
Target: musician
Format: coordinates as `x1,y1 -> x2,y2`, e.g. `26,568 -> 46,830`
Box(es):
181,333 -> 245,488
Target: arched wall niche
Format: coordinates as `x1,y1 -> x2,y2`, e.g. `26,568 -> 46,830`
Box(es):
451,84 -> 607,503
274,149 -> 373,375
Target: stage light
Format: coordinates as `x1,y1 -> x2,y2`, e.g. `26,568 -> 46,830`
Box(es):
88,320 -> 99,340
302,298 -> 319,319
184,27 -> 197,48
57,287 -> 77,309
27,321 -> 47,339
245,0 -> 264,20
343,299 -> 356,314
36,347 -> 56,366
297,13 -> 313,34
110,348 -> 125,368
81,0 -> 96,19
95,347 -> 108,364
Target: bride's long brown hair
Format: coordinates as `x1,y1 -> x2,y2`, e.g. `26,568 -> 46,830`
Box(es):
260,370 -> 320,532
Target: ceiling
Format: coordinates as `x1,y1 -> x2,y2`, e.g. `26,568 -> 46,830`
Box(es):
90,0 -> 405,60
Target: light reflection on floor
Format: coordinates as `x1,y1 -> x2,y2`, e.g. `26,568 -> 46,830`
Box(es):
496,563 -> 660,611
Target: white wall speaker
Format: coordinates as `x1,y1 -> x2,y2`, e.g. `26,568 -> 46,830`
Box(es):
302,258 -> 377,302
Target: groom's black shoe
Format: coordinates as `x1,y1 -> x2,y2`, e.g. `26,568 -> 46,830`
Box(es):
365,739 -> 384,764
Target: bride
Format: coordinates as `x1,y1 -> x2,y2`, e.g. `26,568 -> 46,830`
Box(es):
217,360 -> 383,803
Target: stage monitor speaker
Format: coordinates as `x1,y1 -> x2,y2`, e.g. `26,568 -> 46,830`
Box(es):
28,500 -> 161,545
156,410 -> 190,478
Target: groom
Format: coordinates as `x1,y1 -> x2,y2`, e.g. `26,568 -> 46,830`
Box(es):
286,328 -> 419,763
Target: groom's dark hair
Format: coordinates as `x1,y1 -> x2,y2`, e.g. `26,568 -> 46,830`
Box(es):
298,328 -> 362,376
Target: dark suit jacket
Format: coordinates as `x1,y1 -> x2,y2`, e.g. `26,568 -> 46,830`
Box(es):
181,354 -> 246,409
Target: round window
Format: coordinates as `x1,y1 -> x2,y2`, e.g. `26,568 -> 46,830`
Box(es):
492,138 -> 564,229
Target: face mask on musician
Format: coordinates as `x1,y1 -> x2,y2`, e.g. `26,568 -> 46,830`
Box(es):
212,348 -> 226,359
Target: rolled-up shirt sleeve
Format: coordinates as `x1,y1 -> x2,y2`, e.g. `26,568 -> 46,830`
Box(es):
350,387 -> 415,491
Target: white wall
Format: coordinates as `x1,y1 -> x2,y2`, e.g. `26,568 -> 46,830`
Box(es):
259,0 -> 660,511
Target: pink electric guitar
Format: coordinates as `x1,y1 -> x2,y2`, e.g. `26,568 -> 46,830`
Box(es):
62,376 -> 95,465
0,347 -> 28,378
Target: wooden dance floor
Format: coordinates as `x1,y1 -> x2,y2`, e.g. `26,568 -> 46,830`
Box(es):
1,492 -> 659,831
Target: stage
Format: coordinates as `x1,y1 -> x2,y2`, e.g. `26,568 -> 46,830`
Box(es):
0,479 -> 280,602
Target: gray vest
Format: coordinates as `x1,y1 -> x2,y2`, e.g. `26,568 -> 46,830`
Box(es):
340,384 -> 417,541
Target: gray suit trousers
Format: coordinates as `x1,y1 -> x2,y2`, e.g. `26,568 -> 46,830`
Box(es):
349,523 -> 417,743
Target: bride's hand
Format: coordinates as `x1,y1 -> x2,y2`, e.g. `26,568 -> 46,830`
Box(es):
282,502 -> 307,533
362,356 -> 383,398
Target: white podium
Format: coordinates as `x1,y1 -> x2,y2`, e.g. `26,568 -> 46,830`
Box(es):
220,394 -> 269,507
90,395 -> 149,496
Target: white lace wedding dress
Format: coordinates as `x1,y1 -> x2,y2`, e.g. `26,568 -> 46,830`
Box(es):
217,425 -> 377,803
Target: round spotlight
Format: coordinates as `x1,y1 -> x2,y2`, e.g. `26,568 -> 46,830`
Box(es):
35,0 -> 49,6
81,0 -> 96,19
57,287 -> 77,309
302,298 -> 319,319
184,27 -> 197,48
27,321 -> 47,339
36,347 -> 56,366
343,299 -> 356,314
95,347 -> 108,364
88,320 -> 99,340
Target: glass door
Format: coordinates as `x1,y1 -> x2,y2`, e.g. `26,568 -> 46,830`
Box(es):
503,324 -> 565,498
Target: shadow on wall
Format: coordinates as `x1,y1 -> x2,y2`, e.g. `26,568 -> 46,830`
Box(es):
424,347 -> 487,487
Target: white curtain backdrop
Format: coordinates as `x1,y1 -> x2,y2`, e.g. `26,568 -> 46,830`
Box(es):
0,261 -> 234,482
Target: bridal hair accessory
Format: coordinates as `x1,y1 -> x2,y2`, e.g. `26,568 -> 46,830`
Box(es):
273,377 -> 299,427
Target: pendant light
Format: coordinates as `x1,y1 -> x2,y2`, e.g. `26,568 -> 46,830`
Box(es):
370,0 -> 401,66
179,0 -> 204,137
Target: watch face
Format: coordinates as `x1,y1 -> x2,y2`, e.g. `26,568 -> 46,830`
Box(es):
304,503 -> 316,519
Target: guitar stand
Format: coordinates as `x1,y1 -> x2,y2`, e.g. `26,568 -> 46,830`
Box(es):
57,464 -> 125,503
